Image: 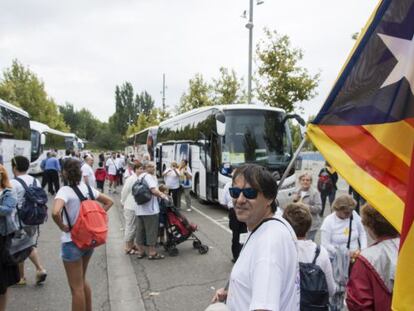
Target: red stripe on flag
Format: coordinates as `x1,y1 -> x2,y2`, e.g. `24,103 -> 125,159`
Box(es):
320,125 -> 409,201
406,118 -> 414,128
401,146 -> 414,245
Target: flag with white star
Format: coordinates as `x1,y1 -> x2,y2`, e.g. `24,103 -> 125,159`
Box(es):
307,0 -> 414,309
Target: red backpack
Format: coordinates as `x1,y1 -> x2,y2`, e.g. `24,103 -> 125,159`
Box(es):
63,185 -> 108,250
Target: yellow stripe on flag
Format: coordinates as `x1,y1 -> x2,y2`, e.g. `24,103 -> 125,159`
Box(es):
393,224 -> 414,310
307,124 -> 404,232
363,121 -> 414,166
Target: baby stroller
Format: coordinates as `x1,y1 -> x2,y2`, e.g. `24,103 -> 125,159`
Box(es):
161,199 -> 209,257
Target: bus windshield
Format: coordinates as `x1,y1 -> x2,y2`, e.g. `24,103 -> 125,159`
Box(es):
222,110 -> 292,168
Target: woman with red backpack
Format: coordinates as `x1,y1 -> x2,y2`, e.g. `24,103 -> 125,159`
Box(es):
52,159 -> 113,311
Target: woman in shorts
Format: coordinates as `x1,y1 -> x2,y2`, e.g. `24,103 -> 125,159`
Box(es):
52,159 -> 113,311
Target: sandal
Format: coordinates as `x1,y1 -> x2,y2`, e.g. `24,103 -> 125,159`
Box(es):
136,252 -> 146,259
148,253 -> 165,260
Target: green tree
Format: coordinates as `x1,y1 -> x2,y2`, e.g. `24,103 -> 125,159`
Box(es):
112,82 -> 136,135
94,123 -> 124,150
255,29 -> 320,113
212,67 -> 245,105
126,108 -> 161,136
178,73 -> 212,113
0,59 -> 68,130
136,91 -> 155,116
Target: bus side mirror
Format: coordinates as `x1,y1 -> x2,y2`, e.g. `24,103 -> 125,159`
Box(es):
282,114 -> 306,138
40,133 -> 46,145
215,112 -> 225,136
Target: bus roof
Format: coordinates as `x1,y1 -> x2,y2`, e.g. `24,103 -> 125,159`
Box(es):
130,125 -> 158,137
30,120 -> 75,138
159,104 -> 286,127
0,98 -> 30,118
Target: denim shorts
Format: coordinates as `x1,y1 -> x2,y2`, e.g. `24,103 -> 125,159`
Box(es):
61,241 -> 94,262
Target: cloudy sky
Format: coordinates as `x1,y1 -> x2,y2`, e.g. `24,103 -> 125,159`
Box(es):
0,0 -> 377,122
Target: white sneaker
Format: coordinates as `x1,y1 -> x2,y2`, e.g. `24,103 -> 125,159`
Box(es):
187,209 -> 192,212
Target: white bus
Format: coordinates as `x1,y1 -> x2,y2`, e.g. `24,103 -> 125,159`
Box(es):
125,126 -> 158,160
155,104 -> 301,208
29,121 -> 77,175
64,133 -> 79,152
0,98 -> 31,176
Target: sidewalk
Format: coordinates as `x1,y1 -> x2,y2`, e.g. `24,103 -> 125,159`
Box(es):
7,191 -> 144,311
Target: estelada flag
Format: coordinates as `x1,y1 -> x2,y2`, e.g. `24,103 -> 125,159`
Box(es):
307,0 -> 414,309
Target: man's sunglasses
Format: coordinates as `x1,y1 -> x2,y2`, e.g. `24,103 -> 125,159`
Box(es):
229,187 -> 258,200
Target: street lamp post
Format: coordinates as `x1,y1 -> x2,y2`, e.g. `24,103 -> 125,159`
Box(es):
245,0 -> 264,105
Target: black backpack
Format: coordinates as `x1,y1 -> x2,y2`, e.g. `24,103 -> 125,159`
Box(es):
132,174 -> 152,205
15,177 -> 48,226
299,245 -> 329,311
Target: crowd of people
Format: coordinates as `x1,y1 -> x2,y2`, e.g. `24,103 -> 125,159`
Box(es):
210,162 -> 399,311
0,150 -> 400,311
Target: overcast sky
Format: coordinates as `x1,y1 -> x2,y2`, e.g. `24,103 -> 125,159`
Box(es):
0,0 -> 377,122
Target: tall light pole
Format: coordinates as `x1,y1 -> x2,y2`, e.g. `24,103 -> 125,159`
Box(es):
245,0 -> 264,105
162,73 -> 166,111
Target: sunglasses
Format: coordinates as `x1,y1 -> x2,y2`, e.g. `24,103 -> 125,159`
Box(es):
229,187 -> 258,200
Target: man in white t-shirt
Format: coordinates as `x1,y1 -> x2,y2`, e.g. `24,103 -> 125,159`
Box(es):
81,155 -> 96,188
105,152 -> 118,193
212,164 -> 300,311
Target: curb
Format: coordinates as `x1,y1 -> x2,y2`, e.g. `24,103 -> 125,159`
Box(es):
106,205 -> 145,311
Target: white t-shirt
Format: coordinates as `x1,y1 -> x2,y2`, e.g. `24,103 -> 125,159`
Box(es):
55,183 -> 100,243
81,163 -> 96,188
297,240 -> 336,297
320,211 -> 368,256
11,174 -> 38,207
220,181 -> 233,209
106,158 -> 118,175
163,168 -> 181,190
115,157 -> 125,169
227,216 -> 300,311
135,173 -> 159,216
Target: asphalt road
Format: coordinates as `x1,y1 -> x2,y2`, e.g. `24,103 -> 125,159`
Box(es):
114,192 -> 233,311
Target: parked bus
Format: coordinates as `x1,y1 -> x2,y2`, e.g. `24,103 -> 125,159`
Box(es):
64,133 -> 79,152
155,104 -> 301,208
125,126 -> 158,160
29,121 -> 77,175
0,98 -> 31,175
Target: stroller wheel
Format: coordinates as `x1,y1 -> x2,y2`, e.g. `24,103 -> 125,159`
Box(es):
193,240 -> 201,249
168,247 -> 179,257
198,244 -> 209,255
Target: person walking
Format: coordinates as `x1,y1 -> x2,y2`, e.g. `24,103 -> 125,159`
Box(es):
81,155 -> 96,188
0,164 -> 20,311
52,159 -> 113,311
44,152 -> 61,195
179,160 -> 192,212
211,164 -> 299,310
318,162 -> 338,216
346,204 -> 399,311
11,156 -> 47,286
162,161 -> 181,208
106,152 -> 118,193
94,162 -> 107,193
220,177 -> 247,263
292,172 -> 322,241
120,162 -> 144,254
135,162 -> 168,260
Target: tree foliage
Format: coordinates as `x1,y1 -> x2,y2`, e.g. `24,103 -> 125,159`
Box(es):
255,29 -> 320,113
0,60 -> 68,131
178,74 -> 212,113
212,67 -> 245,105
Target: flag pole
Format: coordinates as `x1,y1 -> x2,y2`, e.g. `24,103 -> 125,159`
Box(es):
278,135 -> 307,190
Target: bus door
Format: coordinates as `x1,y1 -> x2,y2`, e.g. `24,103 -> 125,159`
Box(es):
155,144 -> 162,177
207,133 -> 219,201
